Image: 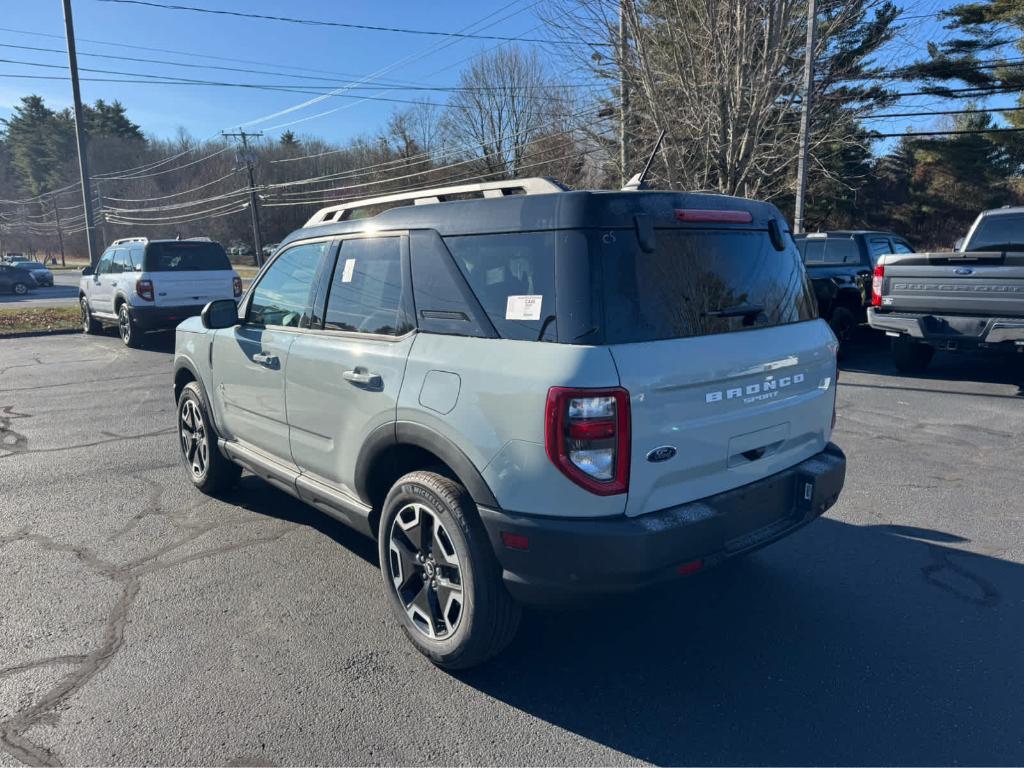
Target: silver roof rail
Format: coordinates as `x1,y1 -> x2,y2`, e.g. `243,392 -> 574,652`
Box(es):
110,236 -> 148,246
303,177 -> 567,227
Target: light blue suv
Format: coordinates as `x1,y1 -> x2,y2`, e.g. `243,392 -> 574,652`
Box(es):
173,178 -> 846,668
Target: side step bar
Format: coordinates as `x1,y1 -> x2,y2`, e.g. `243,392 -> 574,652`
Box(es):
219,439 -> 374,538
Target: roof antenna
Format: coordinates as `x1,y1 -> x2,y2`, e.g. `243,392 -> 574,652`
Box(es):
622,129 -> 666,191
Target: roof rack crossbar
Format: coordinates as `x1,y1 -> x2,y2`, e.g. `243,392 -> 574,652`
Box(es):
110,236 -> 148,246
303,177 -> 567,227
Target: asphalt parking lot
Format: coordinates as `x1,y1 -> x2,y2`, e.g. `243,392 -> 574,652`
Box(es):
1,332 -> 1022,766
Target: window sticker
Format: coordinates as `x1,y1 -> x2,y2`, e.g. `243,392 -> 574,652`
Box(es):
505,294 -> 543,321
341,258 -> 356,283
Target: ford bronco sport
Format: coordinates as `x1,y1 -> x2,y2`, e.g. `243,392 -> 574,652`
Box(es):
173,178 -> 846,669
80,237 -> 242,347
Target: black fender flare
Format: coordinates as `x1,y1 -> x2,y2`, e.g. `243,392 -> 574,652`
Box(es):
354,421 -> 498,508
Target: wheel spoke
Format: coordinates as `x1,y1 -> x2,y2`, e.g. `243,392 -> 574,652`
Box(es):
435,578 -> 463,634
389,536 -> 419,590
406,582 -> 437,636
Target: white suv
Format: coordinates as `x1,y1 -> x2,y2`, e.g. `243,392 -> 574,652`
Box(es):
80,237 -> 242,347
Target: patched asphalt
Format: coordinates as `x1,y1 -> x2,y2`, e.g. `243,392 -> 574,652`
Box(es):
1,332 -> 1022,766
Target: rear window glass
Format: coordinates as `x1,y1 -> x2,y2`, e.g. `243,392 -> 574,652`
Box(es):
798,237 -> 860,264
443,232 -> 565,341
144,242 -> 231,272
600,229 -> 817,344
966,213 -> 1024,251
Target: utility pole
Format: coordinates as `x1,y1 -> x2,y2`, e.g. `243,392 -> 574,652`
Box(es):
62,0 -> 100,265
94,179 -> 107,250
793,0 -> 817,235
222,130 -> 264,266
619,0 -> 631,186
51,196 -> 66,266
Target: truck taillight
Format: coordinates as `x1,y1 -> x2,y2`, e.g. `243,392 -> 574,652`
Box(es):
136,279 -> 154,302
232,276 -> 243,298
871,264 -> 885,307
545,387 -> 630,495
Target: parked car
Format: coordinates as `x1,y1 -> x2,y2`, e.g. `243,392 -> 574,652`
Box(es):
793,230 -> 915,343
2,252 -> 24,264
868,207 -> 1024,372
261,242 -> 279,258
9,259 -> 54,287
80,237 -> 242,348
0,263 -> 38,295
173,178 -> 846,669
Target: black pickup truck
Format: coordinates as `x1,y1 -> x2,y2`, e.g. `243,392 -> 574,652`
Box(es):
793,230 -> 915,342
868,207 -> 1024,372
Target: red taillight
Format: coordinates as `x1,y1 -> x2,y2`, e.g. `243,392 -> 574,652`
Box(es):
233,276 -> 243,298
545,387 -> 630,496
676,559 -> 704,576
871,264 -> 885,307
675,208 -> 753,224
136,279 -> 154,302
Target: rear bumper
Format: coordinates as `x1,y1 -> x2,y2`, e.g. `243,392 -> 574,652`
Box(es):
478,443 -> 846,605
130,304 -> 206,331
868,308 -> 1024,348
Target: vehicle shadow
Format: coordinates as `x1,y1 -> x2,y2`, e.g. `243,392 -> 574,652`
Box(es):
840,339 -> 1024,395
455,518 -> 1024,765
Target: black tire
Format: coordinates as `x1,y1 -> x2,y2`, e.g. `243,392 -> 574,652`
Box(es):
80,298 -> 102,334
827,306 -> 857,346
379,471 -> 521,670
12,282 -> 28,296
117,303 -> 142,348
176,381 -> 241,494
892,337 -> 934,374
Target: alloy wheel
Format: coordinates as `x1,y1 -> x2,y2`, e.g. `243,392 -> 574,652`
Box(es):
13,283 -> 26,295
118,307 -> 131,344
179,399 -> 209,479
80,300 -> 90,332
388,503 -> 464,640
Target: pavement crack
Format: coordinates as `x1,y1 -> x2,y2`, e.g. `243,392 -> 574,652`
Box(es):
0,427 -> 175,460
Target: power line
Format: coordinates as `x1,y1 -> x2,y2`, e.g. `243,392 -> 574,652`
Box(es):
93,0 -> 604,45
874,126 -> 1024,137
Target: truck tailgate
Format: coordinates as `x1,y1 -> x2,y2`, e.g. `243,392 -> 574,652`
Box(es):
881,252 -> 1024,317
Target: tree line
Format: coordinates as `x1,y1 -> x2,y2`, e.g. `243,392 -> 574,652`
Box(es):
1,0 -> 1022,259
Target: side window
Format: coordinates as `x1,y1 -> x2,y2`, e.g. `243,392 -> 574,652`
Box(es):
110,250 -> 128,274
868,238 -> 891,261
129,247 -> 144,269
442,231 -> 561,341
324,236 -> 410,335
821,238 -> 860,265
248,241 -> 327,328
891,239 -> 914,254
95,254 -> 113,275
801,239 -> 826,264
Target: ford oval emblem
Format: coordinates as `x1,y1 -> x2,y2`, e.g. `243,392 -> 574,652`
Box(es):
954,267 -> 974,275
646,446 -> 677,463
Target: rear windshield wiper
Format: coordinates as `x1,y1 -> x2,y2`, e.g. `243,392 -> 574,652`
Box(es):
702,303 -> 765,320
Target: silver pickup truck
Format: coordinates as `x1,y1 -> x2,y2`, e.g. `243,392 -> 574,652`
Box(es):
868,206 -> 1024,372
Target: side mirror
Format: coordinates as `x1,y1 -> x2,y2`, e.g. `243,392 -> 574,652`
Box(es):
953,237 -> 964,251
201,299 -> 240,330
81,266 -> 94,276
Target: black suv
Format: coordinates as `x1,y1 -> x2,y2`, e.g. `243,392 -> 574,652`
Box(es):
793,231 -> 914,342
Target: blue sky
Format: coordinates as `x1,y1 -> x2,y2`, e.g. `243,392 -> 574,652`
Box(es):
0,0 -> 1013,149
0,0 -> 559,144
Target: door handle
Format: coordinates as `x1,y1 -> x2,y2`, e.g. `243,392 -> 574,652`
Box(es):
252,352 -> 279,368
343,368 -> 382,387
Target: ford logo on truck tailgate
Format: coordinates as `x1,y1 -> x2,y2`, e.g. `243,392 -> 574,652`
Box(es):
646,446 -> 677,463
954,267 -> 974,275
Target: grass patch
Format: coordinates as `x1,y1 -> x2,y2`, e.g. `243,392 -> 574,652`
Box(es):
0,306 -> 81,336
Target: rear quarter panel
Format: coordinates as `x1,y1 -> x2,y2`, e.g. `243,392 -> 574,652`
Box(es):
398,334 -> 626,518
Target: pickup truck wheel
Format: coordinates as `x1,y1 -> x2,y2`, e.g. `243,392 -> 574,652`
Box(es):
892,338 -> 934,374
177,382 -> 241,494
379,471 -> 521,670
118,304 -> 142,348
80,298 -> 101,334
